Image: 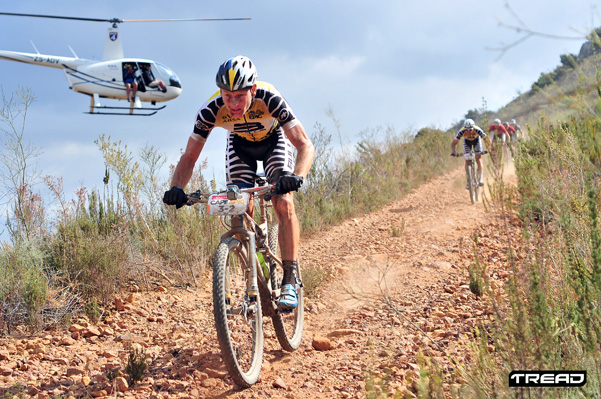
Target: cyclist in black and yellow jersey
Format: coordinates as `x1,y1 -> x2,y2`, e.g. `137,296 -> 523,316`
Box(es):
163,55 -> 315,311
451,118 -> 487,189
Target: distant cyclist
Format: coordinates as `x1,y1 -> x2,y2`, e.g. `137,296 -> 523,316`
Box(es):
503,121 -> 517,158
510,118 -> 523,139
451,118 -> 487,188
489,118 -> 508,155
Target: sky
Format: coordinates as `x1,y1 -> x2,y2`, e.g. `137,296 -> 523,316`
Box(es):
0,0 -> 598,206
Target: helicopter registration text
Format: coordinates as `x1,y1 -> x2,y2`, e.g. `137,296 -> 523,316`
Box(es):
33,56 -> 60,64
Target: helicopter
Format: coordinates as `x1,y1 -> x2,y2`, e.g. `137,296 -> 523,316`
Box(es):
0,12 -> 250,116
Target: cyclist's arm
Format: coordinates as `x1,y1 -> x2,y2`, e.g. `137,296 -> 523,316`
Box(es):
283,122 -> 315,178
170,135 -> 206,189
451,138 -> 460,152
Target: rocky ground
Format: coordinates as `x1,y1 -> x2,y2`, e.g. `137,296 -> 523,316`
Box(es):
0,164 -> 520,398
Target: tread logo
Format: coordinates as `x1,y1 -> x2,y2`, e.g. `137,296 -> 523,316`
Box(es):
509,371 -> 586,387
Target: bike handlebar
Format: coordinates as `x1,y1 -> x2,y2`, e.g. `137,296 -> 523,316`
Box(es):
185,184 -> 275,206
452,150 -> 489,157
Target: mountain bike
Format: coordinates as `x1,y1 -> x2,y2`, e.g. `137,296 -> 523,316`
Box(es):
453,149 -> 488,204
185,177 -> 304,387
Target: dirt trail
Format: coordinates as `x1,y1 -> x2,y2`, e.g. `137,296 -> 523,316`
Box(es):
0,163 -> 517,399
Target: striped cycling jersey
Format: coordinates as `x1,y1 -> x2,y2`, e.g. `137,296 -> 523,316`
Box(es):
455,126 -> 486,141
191,81 -> 299,142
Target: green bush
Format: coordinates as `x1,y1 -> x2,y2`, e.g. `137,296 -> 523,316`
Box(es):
125,347 -> 148,383
0,240 -> 48,329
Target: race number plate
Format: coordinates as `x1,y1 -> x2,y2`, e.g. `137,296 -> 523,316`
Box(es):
207,192 -> 250,216
463,152 -> 475,161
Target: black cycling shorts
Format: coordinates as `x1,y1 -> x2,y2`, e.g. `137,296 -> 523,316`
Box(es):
225,128 -> 295,187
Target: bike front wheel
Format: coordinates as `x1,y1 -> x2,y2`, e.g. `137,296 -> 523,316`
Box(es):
213,237 -> 263,387
467,164 -> 476,204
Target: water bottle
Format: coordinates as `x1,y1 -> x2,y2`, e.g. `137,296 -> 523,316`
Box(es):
257,252 -> 269,279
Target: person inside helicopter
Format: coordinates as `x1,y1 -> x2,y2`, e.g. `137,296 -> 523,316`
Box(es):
141,63 -> 167,93
122,63 -> 138,102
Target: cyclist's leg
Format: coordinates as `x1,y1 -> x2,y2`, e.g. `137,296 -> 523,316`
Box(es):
272,192 -> 300,309
263,130 -> 299,309
462,140 -> 472,189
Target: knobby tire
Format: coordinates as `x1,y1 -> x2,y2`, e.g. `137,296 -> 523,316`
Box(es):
467,164 -> 476,204
213,237 -> 263,388
264,224 -> 304,351
474,169 -> 480,202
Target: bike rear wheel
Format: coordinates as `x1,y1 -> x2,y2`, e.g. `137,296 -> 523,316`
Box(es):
213,237 -> 263,387
266,224 -> 304,351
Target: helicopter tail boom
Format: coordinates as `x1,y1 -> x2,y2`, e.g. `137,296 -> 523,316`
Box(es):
0,50 -> 88,70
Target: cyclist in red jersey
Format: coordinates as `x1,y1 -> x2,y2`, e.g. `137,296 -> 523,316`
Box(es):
489,118 -> 508,153
504,121 -> 517,158
503,121 -> 516,137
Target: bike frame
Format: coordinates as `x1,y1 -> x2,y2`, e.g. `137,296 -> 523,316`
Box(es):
189,184 -> 279,299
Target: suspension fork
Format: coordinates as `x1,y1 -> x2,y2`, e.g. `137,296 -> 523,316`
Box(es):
228,215 -> 259,301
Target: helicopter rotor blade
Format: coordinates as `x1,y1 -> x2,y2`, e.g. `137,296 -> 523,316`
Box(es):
122,18 -> 251,22
0,12 -> 250,24
0,12 -> 122,24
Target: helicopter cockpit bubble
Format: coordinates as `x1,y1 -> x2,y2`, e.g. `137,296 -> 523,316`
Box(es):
155,62 -> 181,89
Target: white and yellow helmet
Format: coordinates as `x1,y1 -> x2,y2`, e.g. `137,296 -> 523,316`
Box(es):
464,118 -> 475,128
216,55 -> 257,91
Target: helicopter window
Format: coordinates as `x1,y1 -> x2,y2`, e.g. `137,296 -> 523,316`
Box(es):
156,62 -> 182,88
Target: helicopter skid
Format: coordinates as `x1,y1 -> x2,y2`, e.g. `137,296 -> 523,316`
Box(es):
87,104 -> 166,116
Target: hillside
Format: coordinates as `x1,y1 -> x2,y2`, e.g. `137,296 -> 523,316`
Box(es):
458,31 -> 601,130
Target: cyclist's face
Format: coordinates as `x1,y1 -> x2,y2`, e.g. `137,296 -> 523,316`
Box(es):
221,85 -> 257,118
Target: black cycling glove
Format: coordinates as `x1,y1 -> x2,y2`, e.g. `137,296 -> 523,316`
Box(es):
163,186 -> 187,209
275,175 -> 304,195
